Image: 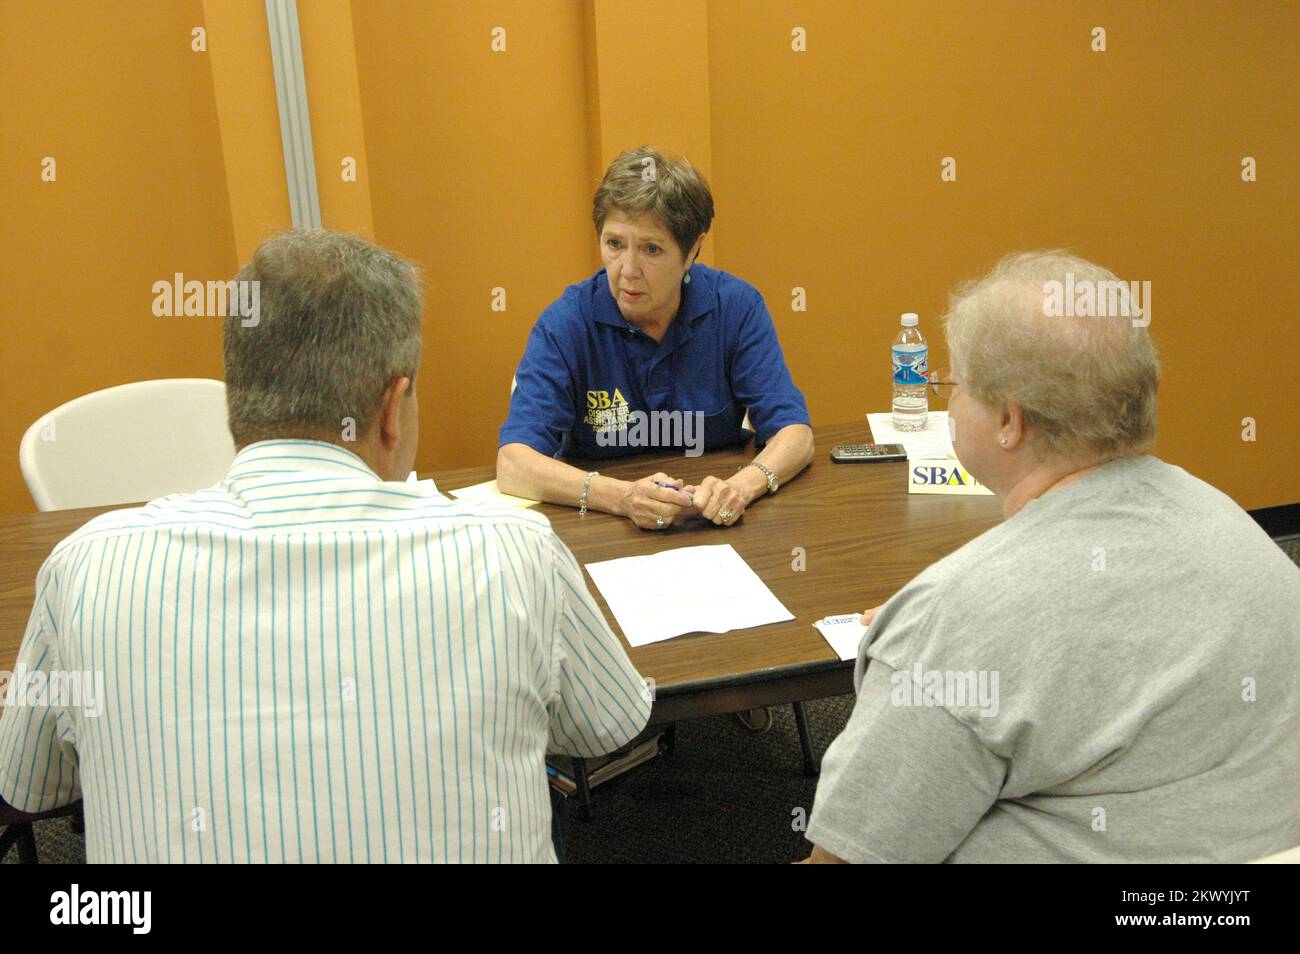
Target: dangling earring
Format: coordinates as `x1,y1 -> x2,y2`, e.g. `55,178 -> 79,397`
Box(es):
683,271 -> 691,285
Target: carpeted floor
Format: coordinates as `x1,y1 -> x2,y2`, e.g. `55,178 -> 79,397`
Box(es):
565,695 -> 848,864
8,535 -> 1299,865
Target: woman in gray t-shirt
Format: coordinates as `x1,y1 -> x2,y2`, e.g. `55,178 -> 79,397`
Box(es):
803,251 -> 1300,864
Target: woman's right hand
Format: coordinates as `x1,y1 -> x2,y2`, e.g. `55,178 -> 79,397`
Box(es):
622,472 -> 696,530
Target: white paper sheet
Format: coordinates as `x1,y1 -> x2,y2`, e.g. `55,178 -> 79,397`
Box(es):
447,479 -> 539,509
584,544 -> 793,647
813,613 -> 870,662
405,471 -> 440,493
866,411 -> 956,460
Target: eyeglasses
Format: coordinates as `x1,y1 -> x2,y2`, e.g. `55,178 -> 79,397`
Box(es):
929,370 -> 959,400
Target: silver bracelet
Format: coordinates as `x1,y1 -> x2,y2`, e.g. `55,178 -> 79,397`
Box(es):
741,460 -> 779,495
578,471 -> 599,516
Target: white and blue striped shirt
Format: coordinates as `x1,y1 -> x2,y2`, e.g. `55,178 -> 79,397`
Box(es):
0,439 -> 651,863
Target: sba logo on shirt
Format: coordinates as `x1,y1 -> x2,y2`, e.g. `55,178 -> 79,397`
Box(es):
586,388 -> 627,410
585,388 -> 630,432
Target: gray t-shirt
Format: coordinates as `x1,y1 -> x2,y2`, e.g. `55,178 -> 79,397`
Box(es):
807,455 -> 1300,863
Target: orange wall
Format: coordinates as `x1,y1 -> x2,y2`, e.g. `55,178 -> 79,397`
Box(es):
350,0 -> 597,472
706,0 -> 1298,509
1,1 -> 1295,513
0,0 -> 236,514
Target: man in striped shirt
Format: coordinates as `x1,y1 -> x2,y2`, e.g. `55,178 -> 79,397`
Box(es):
0,229 -> 651,863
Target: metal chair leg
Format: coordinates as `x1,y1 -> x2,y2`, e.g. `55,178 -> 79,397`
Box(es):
0,822 -> 40,863
572,757 -> 594,821
549,784 -> 568,863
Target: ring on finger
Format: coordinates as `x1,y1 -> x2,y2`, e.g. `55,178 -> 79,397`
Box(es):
656,516 -> 666,530
717,509 -> 734,524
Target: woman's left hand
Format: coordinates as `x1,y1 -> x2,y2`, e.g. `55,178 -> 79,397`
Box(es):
689,475 -> 751,527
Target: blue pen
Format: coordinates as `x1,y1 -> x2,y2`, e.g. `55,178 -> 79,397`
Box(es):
654,480 -> 694,500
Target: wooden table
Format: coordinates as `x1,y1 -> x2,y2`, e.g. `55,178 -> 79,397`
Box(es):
0,421 -> 1004,786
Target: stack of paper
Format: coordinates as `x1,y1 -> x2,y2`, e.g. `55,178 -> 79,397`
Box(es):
405,471 -> 441,492
584,544 -> 793,647
813,613 -> 870,661
447,479 -> 539,509
866,411 -> 956,460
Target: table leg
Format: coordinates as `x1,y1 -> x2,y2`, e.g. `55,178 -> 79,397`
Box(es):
662,723 -> 677,753
792,701 -> 819,777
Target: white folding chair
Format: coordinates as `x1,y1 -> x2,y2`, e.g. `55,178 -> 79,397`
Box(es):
19,379 -> 236,511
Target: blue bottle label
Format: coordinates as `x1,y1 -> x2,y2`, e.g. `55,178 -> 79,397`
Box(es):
892,346 -> 929,385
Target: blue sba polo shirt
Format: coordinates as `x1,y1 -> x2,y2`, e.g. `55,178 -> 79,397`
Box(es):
499,264 -> 811,460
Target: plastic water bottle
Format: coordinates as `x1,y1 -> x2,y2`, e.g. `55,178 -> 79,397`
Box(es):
891,312 -> 929,431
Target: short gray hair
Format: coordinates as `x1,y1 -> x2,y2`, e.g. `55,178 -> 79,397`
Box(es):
223,229 -> 422,446
943,250 -> 1159,460
593,146 -> 714,257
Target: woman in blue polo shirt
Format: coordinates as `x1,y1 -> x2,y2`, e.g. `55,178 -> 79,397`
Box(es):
497,146 -> 814,531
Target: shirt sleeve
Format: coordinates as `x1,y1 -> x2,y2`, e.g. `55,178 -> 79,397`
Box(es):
806,659 -> 1005,863
0,557 -> 81,814
544,534 -> 652,757
498,311 -> 581,458
728,290 -> 811,443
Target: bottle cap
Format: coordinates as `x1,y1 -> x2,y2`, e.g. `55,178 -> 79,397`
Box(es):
900,312 -> 919,327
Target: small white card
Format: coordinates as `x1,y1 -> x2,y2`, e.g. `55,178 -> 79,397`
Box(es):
907,458 -> 994,496
814,613 -> 870,661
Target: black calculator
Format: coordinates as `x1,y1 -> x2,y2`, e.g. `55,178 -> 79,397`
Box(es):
830,443 -> 908,463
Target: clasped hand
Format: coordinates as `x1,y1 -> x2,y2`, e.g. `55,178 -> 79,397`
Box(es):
622,472 -> 750,530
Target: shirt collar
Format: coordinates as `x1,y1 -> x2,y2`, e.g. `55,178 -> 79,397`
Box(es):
590,264 -> 716,333
227,439 -> 382,481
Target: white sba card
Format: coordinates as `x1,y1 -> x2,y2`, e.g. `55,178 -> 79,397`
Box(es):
814,613 -> 870,662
